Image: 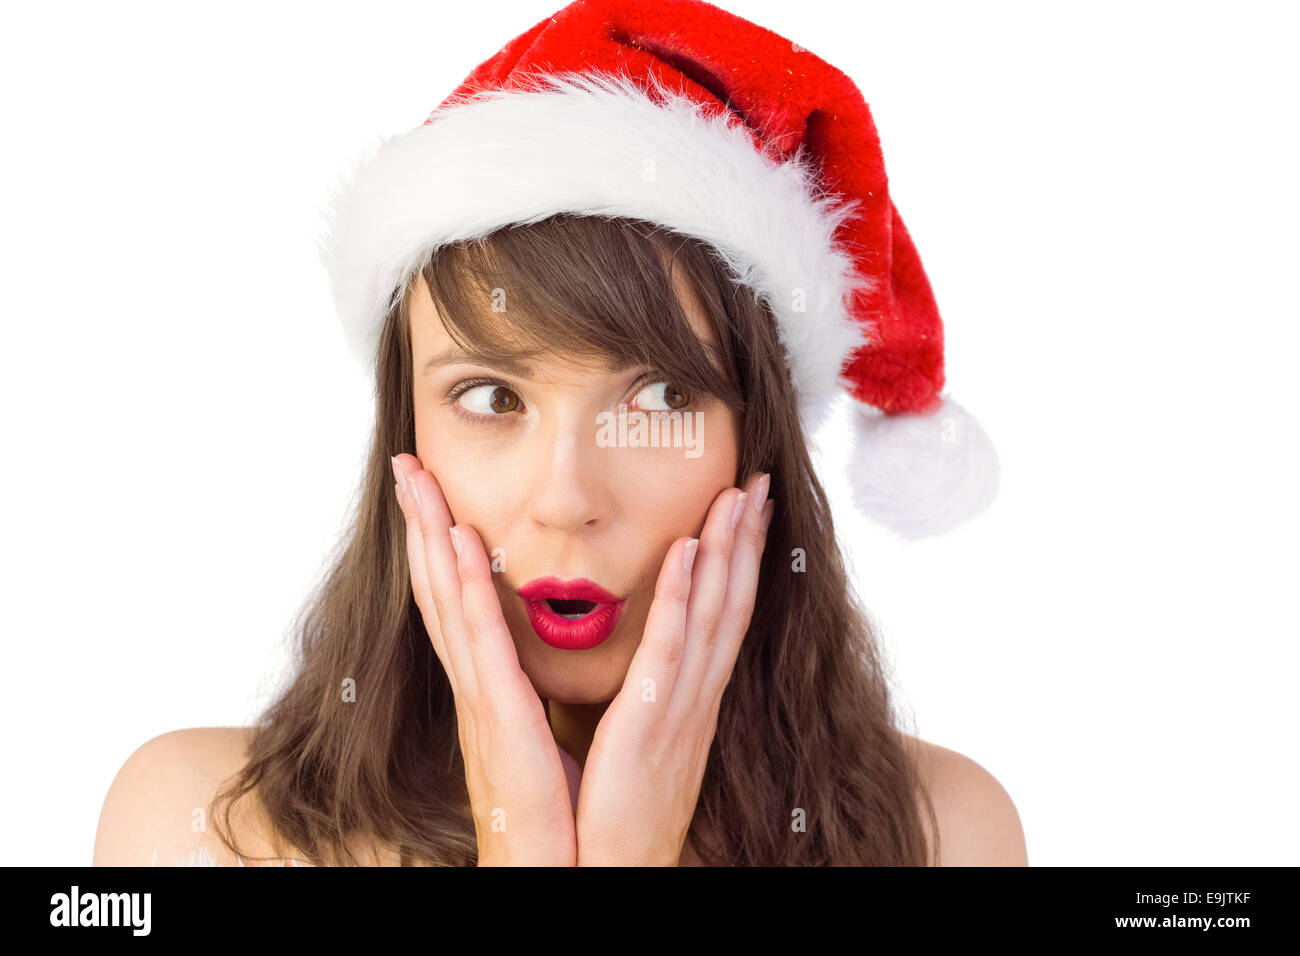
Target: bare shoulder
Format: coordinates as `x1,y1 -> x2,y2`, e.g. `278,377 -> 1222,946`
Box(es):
901,732 -> 1028,866
92,726 -> 286,866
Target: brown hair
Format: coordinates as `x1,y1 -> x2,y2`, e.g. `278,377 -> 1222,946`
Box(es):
211,213 -> 939,865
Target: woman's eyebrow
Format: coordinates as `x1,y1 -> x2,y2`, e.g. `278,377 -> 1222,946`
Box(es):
420,345 -> 645,379
421,346 -> 540,378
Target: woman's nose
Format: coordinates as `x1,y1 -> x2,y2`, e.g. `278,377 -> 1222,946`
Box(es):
524,415 -> 612,533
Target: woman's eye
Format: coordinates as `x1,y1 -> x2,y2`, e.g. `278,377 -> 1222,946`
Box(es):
631,380 -> 692,411
455,383 -> 521,418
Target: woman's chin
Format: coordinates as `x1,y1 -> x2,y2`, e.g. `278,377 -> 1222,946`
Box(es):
507,616 -> 641,705
521,665 -> 626,708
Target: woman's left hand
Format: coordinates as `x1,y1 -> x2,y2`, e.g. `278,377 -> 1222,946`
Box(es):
574,471 -> 774,866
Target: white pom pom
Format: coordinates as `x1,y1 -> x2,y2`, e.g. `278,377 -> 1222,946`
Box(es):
847,393 -> 1000,540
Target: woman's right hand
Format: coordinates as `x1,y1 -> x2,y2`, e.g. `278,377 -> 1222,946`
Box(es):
391,454 -> 577,866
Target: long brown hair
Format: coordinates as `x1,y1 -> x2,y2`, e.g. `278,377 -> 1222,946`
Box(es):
211,213 -> 939,865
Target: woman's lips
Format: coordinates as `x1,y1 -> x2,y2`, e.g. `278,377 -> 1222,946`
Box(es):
517,577 -> 626,650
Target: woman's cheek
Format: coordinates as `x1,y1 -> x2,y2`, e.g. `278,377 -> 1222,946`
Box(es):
615,415 -> 739,531
418,430 -> 499,526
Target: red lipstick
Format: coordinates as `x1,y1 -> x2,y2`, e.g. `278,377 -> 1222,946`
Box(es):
517,577 -> 627,650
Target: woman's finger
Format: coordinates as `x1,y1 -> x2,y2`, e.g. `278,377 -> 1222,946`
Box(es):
392,468 -> 456,699
396,455 -> 479,700
701,475 -> 772,701
615,535 -> 697,721
394,479 -> 446,658
668,482 -> 748,713
448,522 -> 541,708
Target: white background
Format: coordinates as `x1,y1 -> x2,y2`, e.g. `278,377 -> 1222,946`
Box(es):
2,0 -> 1296,866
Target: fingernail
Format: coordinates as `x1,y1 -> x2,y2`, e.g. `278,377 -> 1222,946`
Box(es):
751,473 -> 770,514
390,457 -> 407,506
681,538 -> 699,573
729,492 -> 748,530
407,475 -> 422,514
760,499 -> 774,532
449,526 -> 462,556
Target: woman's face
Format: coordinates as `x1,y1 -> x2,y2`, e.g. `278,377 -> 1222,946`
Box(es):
409,274 -> 741,704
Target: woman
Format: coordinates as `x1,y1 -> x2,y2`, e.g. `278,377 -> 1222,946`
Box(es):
93,0 -> 1024,866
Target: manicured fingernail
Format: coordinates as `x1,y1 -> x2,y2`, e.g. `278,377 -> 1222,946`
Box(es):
760,499 -> 774,532
407,475 -> 421,513
449,526 -> 462,556
681,538 -> 699,573
751,473 -> 770,514
729,492 -> 748,530
390,455 -> 402,486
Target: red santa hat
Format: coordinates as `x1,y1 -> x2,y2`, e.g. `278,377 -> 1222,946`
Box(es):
318,0 -> 999,540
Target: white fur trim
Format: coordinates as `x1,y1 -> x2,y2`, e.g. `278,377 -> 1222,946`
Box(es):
315,69 -> 875,430
848,394 -> 1000,540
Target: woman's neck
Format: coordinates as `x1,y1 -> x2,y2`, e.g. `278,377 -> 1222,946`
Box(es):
546,699 -> 610,768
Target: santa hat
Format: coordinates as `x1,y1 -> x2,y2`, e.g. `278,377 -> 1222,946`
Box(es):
318,0 -> 999,540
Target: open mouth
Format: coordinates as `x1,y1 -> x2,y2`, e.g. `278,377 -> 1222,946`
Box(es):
544,598 -> 599,619
517,577 -> 626,650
